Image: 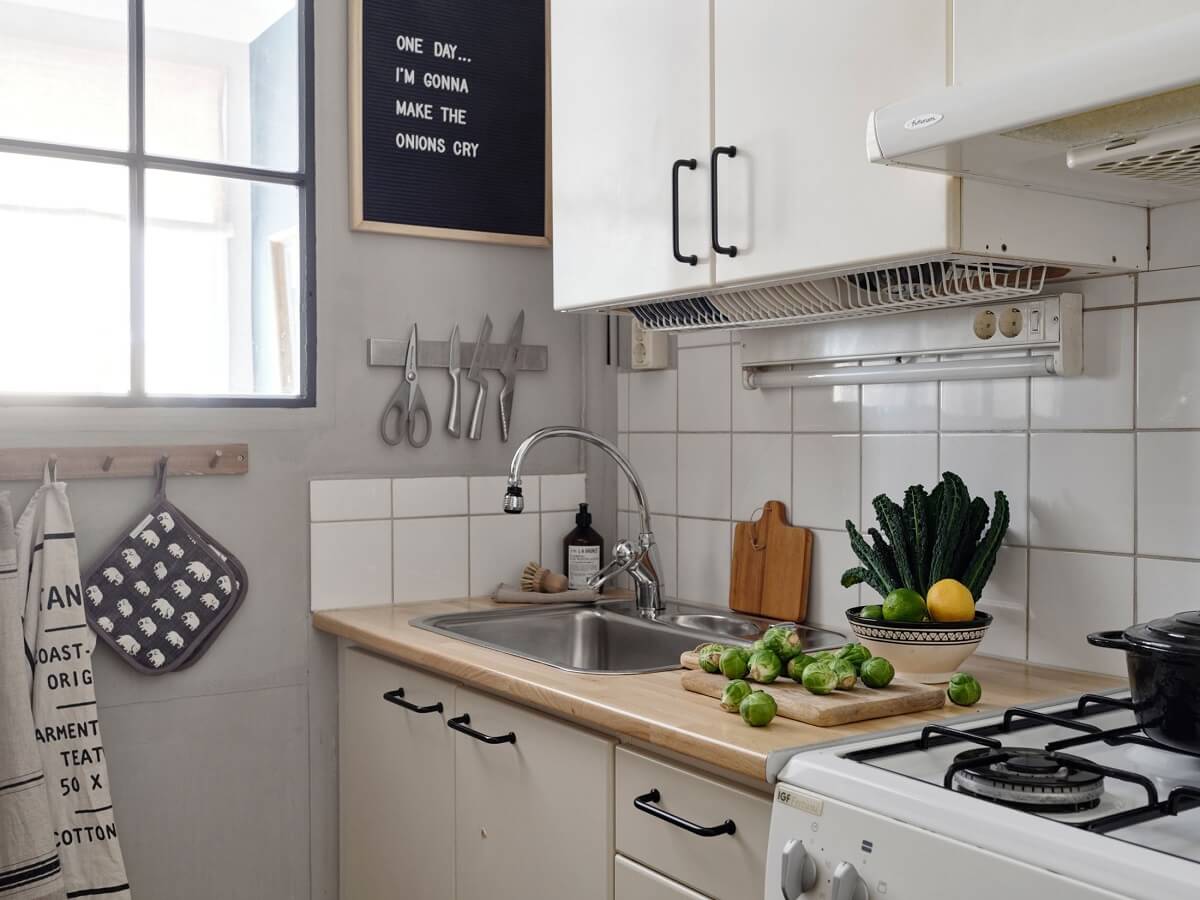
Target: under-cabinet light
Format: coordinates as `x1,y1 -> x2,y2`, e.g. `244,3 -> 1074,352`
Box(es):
743,354 -> 1060,390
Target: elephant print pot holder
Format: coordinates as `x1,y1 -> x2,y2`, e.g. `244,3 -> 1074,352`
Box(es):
83,462 -> 248,674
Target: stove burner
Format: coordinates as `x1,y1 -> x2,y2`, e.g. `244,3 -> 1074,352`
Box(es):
950,747 -> 1106,812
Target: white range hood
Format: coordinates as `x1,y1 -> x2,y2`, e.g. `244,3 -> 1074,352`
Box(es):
868,13 -> 1200,208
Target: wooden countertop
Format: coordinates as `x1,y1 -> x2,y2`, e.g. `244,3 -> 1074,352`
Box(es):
312,599 -> 1123,783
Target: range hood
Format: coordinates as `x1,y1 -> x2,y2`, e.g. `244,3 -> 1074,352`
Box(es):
868,14 -> 1200,208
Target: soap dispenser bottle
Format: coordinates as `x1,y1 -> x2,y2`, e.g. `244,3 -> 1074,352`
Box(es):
563,503 -> 604,591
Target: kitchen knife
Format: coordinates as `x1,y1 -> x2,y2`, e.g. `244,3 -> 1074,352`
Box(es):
465,314 -> 492,441
497,310 -> 524,442
446,324 -> 462,438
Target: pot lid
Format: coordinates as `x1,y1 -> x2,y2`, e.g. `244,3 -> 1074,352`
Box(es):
1125,610 -> 1200,656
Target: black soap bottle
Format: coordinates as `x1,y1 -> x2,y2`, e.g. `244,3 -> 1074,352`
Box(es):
563,503 -> 605,591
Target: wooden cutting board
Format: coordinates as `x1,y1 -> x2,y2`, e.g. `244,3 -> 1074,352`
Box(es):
729,500 -> 812,621
679,651 -> 945,727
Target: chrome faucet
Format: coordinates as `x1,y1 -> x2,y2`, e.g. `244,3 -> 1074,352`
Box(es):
504,426 -> 664,616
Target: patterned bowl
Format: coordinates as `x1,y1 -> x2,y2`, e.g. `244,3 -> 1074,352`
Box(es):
845,607 -> 993,684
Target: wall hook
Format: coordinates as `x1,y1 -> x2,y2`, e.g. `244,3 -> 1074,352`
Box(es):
102,455 -> 115,472
209,449 -> 224,469
47,454 -> 58,482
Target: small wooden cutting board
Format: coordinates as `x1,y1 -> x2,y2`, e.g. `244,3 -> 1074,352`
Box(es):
729,500 -> 812,621
679,652 -> 945,727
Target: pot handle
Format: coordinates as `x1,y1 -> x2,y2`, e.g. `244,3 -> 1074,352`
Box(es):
1087,629 -> 1131,650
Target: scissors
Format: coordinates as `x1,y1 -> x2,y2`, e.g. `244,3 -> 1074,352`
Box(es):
380,325 -> 431,447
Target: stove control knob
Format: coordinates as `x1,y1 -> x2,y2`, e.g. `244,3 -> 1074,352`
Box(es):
780,838 -> 817,898
831,861 -> 869,900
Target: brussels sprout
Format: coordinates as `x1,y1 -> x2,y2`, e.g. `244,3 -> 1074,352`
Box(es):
802,664 -> 838,695
739,690 -> 778,727
720,679 -> 754,713
718,647 -> 750,680
859,656 -> 895,689
836,643 -> 872,674
829,658 -> 858,690
762,626 -> 803,661
696,643 -> 726,674
747,649 -> 783,684
947,672 -> 983,706
814,651 -> 836,663
860,604 -> 884,620
751,639 -> 767,653
786,653 -> 818,682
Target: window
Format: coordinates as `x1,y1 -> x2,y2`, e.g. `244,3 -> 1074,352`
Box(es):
0,0 -> 313,405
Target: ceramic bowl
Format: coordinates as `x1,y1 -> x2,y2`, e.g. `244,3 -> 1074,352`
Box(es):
845,607 -> 993,684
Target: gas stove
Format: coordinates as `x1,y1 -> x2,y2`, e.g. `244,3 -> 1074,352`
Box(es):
765,691 -> 1200,900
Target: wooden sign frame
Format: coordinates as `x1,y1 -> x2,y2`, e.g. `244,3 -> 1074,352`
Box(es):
348,0 -> 551,247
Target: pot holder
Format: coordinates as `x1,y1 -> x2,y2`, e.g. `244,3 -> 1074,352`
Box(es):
84,459 -> 248,674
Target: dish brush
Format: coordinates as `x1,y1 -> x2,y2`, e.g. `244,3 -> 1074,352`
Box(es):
521,561 -> 569,593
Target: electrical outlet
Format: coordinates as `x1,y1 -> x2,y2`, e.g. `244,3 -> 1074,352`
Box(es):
998,306 -> 1024,338
972,309 -> 997,340
630,320 -> 670,370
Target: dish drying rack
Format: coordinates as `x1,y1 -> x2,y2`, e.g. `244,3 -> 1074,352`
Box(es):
627,258 -> 1052,332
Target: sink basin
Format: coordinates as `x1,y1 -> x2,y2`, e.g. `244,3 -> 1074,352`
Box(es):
412,599 -> 845,675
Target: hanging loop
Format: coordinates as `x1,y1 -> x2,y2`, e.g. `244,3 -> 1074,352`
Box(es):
155,455 -> 170,499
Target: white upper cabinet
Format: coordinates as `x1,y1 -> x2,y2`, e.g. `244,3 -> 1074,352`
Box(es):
711,0 -> 953,285
551,0 -> 713,311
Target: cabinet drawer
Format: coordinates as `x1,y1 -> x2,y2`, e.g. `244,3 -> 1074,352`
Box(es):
615,747 -> 770,900
616,855 -> 709,899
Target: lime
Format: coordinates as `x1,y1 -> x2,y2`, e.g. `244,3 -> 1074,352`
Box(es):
739,690 -> 778,727
927,579 -> 975,622
859,605 -> 884,620
802,664 -> 838,695
947,672 -> 982,706
860,657 -> 895,688
718,647 -> 750,680
720,679 -> 754,713
883,588 -> 928,623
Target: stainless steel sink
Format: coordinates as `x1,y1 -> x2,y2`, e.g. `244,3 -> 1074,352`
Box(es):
411,599 -> 845,675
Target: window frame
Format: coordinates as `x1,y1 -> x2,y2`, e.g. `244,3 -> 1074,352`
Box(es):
0,0 -> 316,408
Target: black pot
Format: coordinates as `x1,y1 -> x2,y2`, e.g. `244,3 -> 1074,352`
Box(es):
1088,610 -> 1200,753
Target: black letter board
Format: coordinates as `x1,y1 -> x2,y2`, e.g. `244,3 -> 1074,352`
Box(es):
350,0 -> 549,247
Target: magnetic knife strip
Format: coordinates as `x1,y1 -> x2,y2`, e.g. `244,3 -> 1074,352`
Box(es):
367,338 -> 548,372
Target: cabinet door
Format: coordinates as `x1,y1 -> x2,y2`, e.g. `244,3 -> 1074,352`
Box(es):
616,855 -> 709,900
339,647 -> 455,900
453,687 -> 614,900
551,0 -> 712,310
712,0 -> 953,285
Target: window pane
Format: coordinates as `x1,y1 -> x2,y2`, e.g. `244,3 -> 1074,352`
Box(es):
0,1 -> 128,149
145,0 -> 299,171
144,169 -> 301,397
0,153 -> 130,394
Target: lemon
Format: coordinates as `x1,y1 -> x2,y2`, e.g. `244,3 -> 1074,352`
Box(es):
927,579 -> 975,622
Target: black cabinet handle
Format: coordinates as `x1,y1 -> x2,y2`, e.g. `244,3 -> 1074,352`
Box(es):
633,789 -> 736,837
672,158 -> 699,266
382,688 -> 444,715
447,713 -> 516,745
710,146 -> 738,257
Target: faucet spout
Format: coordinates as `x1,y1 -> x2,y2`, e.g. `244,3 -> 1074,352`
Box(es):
506,426 -> 663,615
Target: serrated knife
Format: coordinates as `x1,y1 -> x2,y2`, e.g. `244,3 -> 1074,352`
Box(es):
446,324 -> 462,438
497,311 -> 524,442
465,314 -> 492,441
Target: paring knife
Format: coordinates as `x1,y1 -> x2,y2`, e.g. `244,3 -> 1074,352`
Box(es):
465,314 -> 493,441
498,310 -> 524,442
446,324 -> 462,438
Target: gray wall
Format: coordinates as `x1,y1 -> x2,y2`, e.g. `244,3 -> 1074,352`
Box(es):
0,0 -> 618,895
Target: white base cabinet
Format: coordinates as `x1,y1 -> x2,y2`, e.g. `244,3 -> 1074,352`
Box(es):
616,856 -> 709,900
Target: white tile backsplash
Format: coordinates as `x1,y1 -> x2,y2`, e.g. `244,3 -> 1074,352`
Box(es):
469,514 -> 540,596
310,479 -> 392,522
539,510 -> 575,574
1029,432 -> 1134,554
677,433 -> 731,519
676,517 -> 731,609
678,345 -> 732,431
1137,431 -> 1200,559
628,368 -> 677,432
939,352 -> 1029,432
1028,549 -> 1133,676
792,380 -> 860,432
977,546 -> 1028,661
392,476 -> 469,518
939,433 -> 1028,546
732,343 -> 791,432
805,529 -> 859,631
1137,265 -> 1200,304
732,433 -> 791,522
393,517 -> 469,604
861,379 -> 938,432
541,474 -> 587,512
792,434 -> 860,531
1136,300 -> 1200,428
860,434 -> 938,527
310,520 -> 392,611
1136,556 -> 1200,624
628,433 -> 677,514
1030,307 -> 1134,430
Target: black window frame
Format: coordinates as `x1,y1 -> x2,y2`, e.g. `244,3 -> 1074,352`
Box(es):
0,0 -> 316,408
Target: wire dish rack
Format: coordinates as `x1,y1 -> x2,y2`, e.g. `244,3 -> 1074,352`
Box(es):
627,259 -> 1051,332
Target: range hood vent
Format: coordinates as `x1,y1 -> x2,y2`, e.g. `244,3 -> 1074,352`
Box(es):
868,14 -> 1200,207
627,258 -> 1051,333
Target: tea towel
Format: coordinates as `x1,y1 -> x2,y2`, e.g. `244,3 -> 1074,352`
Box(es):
0,491 -> 65,900
18,468 -> 130,899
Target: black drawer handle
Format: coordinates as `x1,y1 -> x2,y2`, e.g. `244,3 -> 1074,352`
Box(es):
447,713 -> 516,745
672,158 -> 699,266
382,688 -> 443,715
710,145 -> 738,257
633,789 -> 736,837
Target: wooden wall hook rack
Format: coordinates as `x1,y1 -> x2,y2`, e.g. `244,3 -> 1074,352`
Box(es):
0,444 -> 250,481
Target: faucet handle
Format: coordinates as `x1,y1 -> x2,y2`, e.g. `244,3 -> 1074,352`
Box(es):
587,540 -> 638,592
